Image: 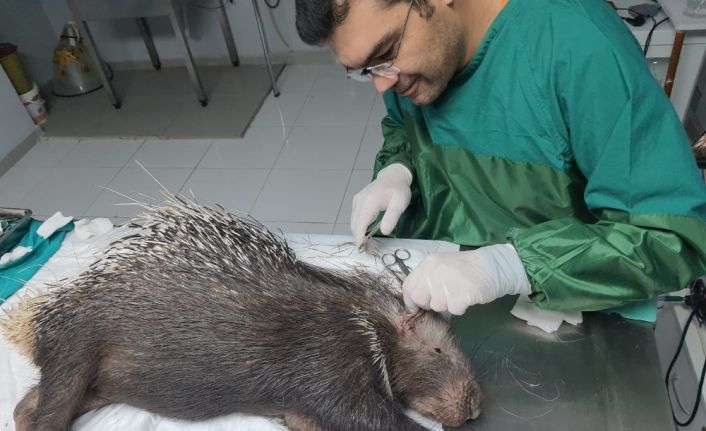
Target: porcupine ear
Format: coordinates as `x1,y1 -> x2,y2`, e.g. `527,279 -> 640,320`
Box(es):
393,310 -> 424,335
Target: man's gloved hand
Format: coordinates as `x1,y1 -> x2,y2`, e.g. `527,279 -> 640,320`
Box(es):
351,163 -> 413,246
402,244 -> 532,315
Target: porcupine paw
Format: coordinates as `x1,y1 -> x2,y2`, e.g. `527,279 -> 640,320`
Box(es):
13,387 -> 40,431
284,412 -> 328,431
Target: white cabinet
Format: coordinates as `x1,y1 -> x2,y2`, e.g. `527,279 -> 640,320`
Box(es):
0,68 -> 35,156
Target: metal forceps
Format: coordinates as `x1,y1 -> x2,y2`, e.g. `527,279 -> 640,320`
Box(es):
358,218 -> 383,253
381,248 -> 412,284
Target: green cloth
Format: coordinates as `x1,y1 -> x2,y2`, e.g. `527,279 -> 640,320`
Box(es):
376,0 -> 706,311
0,219 -> 73,301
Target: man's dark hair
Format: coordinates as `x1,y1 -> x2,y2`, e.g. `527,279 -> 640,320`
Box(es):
295,0 -> 432,46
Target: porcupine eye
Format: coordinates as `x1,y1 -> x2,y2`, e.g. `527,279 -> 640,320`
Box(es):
434,348 -> 442,354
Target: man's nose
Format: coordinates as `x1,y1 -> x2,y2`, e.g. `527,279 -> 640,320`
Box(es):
373,74 -> 399,93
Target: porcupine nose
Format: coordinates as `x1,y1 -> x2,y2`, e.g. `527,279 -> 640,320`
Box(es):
445,381 -> 482,426
447,413 -> 472,428
446,402 -> 475,428
451,395 -> 480,425
466,381 -> 482,421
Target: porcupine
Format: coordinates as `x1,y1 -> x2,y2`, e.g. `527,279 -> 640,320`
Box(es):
1,193 -> 482,431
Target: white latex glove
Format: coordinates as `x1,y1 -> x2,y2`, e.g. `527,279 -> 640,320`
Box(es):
403,244 -> 532,316
351,163 -> 412,246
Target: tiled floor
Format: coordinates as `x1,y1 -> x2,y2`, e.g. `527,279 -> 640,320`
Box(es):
1,64 -> 385,235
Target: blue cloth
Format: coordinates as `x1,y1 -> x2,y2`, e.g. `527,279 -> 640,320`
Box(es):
600,299 -> 658,323
0,219 -> 73,301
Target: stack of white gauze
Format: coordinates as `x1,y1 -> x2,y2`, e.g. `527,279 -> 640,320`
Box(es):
510,294 -> 583,333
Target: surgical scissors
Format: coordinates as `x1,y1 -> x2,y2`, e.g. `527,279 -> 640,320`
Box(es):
381,248 -> 412,284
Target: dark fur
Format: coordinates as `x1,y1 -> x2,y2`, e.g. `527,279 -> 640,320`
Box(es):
7,197 -> 481,431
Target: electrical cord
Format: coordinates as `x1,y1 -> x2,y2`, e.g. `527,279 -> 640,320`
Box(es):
189,0 -> 278,9
665,279 -> 706,427
188,0 -> 228,10
268,4 -> 290,50
605,1 -> 670,56
644,17 -> 670,56
609,5 -> 647,26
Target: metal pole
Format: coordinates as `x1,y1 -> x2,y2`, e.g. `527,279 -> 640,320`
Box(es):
251,0 -> 280,97
217,2 -> 240,66
67,0 -> 121,109
136,17 -> 162,70
168,0 -> 208,106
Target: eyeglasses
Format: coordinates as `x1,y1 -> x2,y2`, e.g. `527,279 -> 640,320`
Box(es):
346,0 -> 415,82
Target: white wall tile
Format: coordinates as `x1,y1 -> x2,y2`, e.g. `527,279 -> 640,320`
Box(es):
22,168 -> 120,217
181,168 -> 270,215
251,169 -> 350,223
55,138 -> 143,168
86,167 -> 192,218
275,125 -> 364,170
130,139 -> 212,168
200,128 -> 289,169
336,170 -> 373,225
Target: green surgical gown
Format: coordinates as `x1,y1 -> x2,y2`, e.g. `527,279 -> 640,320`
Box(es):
375,0 -> 706,311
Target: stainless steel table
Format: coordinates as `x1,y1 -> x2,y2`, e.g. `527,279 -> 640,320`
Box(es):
451,295 -> 674,430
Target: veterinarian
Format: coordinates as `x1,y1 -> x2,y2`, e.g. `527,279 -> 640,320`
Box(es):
294,0 -> 706,315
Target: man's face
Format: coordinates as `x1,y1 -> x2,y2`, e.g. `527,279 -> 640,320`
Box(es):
330,0 -> 465,105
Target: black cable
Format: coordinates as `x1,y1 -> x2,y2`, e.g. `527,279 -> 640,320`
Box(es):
611,6 -> 647,26
665,307 -> 706,426
188,0 -> 227,10
606,1 -> 671,56
188,1 -> 278,13
644,17 -> 670,56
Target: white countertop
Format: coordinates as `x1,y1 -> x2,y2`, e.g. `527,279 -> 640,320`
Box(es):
659,0 -> 706,31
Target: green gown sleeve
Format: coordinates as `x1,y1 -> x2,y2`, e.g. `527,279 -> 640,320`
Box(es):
510,19 -> 706,311
374,94 -> 415,177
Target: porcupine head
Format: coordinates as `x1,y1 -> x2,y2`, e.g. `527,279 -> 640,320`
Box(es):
383,305 -> 483,426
